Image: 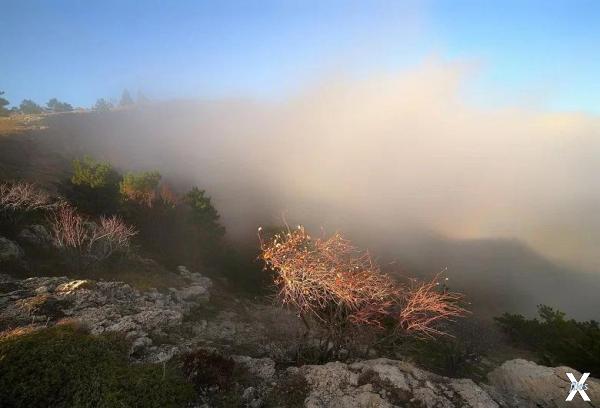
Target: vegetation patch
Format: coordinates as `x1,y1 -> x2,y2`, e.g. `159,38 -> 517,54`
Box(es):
496,305 -> 600,374
181,348 -> 260,407
264,371 -> 310,407
0,324 -> 195,408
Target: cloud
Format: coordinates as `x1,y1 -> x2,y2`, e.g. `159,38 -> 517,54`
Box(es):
55,59 -> 600,274
232,60 -> 600,273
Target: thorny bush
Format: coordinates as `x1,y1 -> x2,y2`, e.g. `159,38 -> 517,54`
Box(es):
259,225 -> 467,360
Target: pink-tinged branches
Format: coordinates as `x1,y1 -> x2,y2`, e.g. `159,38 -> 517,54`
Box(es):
259,225 -> 467,340
50,205 -> 137,263
397,274 -> 468,338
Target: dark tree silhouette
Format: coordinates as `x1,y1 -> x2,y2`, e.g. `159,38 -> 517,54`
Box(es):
46,98 -> 73,112
19,99 -> 43,114
120,89 -> 134,106
93,98 -> 113,112
0,91 -> 10,116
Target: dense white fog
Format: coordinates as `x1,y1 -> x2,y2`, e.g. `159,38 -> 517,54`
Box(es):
41,61 -> 600,318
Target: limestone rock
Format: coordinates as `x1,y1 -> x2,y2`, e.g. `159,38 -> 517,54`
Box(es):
17,225 -> 52,247
0,237 -> 23,262
0,267 -> 212,361
232,355 -> 276,380
299,358 -> 499,408
487,359 -> 599,407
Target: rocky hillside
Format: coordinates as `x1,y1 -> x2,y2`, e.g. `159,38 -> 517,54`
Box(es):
1,255 -> 597,407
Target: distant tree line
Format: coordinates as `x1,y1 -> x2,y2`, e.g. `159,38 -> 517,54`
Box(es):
0,90 -> 74,116
91,89 -> 148,112
0,88 -> 149,116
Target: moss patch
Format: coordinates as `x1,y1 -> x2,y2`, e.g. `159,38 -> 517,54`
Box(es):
264,371 -> 309,407
0,324 -> 194,407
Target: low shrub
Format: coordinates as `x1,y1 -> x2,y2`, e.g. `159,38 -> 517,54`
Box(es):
0,324 -> 195,408
120,171 -> 162,207
0,181 -> 63,231
182,349 -> 236,391
264,371 -> 309,407
66,156 -> 121,215
496,305 -> 600,374
49,205 -> 136,271
259,225 -> 468,361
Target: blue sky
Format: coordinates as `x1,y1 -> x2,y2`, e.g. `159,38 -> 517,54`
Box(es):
1,0 -> 599,112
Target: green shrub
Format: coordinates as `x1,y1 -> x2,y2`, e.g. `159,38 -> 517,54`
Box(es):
120,171 -> 162,206
64,157 -> 228,269
181,187 -> 225,264
0,324 -> 195,407
65,156 -> 122,215
71,156 -> 120,189
496,305 -> 600,374
184,187 -> 224,238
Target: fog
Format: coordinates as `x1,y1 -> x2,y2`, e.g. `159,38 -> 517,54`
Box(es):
39,61 -> 600,319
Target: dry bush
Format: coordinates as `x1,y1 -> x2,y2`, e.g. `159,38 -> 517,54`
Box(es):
260,226 -> 397,329
50,205 -> 136,268
0,181 -> 63,214
397,274 -> 468,338
259,225 -> 467,357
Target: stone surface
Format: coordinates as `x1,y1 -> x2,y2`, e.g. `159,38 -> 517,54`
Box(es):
0,236 -> 23,262
17,224 -> 52,247
1,270 -> 597,408
0,266 -> 212,360
299,358 -> 499,408
232,355 -> 276,380
487,359 -> 599,407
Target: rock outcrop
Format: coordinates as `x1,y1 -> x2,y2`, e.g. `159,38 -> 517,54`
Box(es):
294,358 -> 499,408
487,359 -> 599,407
288,357 -> 598,408
17,224 -> 52,247
1,271 -> 597,407
0,236 -> 23,262
0,266 -> 212,361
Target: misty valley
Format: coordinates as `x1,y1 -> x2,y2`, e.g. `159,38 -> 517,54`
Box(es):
0,96 -> 598,408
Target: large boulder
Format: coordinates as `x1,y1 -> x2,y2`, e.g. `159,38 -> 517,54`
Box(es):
0,236 -> 23,262
294,358 -> 599,408
297,358 -> 499,408
17,224 -> 52,247
487,359 -> 599,407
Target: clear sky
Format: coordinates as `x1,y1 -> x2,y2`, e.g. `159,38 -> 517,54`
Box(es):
1,0 -> 599,112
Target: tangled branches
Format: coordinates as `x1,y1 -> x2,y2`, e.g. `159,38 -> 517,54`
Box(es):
397,274 -> 468,338
259,226 -> 467,344
0,181 -> 63,215
50,205 -> 137,267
